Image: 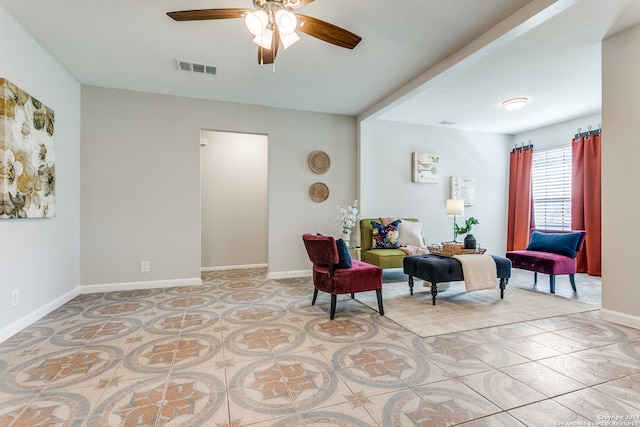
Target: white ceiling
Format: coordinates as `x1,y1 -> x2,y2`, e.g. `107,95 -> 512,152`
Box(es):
2,0 -> 640,135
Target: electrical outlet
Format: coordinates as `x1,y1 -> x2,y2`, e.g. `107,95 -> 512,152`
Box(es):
140,260 -> 150,273
11,290 -> 19,307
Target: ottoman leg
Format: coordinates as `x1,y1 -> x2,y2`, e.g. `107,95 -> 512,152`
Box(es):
431,282 -> 438,305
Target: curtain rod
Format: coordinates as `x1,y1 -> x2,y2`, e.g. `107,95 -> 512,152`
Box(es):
512,140 -> 533,152
575,124 -> 602,138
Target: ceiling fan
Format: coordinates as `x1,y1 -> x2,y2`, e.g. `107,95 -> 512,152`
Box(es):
167,0 -> 362,65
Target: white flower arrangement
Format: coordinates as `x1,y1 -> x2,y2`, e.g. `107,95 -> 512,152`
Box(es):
335,200 -> 360,234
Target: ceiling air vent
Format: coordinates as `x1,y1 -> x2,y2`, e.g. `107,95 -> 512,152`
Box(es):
176,60 -> 218,76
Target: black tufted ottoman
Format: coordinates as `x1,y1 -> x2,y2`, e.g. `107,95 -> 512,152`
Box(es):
403,254 -> 512,305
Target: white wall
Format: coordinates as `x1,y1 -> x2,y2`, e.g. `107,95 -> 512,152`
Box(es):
81,86 -> 357,287
0,6 -> 81,341
512,113 -> 602,150
200,130 -> 268,270
601,23 -> 640,328
360,120 -> 511,255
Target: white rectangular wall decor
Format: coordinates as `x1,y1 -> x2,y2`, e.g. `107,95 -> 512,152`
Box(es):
411,152 -> 439,183
450,176 -> 475,206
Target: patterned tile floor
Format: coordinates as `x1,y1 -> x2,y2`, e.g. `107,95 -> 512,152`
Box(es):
0,268 -> 639,426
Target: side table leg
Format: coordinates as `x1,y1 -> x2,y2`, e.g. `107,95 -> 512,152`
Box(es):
431,282 -> 438,305
500,278 -> 506,299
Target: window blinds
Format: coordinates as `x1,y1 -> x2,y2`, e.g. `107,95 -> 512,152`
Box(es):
531,146 -> 572,230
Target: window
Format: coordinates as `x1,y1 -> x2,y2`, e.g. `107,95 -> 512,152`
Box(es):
531,146 -> 572,230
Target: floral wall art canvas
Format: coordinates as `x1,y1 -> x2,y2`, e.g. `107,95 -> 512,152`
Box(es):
0,79 -> 55,219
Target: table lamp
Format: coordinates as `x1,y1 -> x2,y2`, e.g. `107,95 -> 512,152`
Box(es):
446,199 -> 464,242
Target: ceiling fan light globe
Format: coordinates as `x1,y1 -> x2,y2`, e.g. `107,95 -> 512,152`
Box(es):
275,9 -> 297,34
280,31 -> 300,49
245,10 -> 268,36
252,28 -> 273,49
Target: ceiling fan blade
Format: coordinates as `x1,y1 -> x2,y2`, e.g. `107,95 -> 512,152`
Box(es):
288,0 -> 315,9
167,8 -> 251,21
296,14 -> 361,49
258,30 -> 280,65
258,46 -> 274,65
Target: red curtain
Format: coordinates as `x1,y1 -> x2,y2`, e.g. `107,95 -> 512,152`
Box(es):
507,145 -> 533,251
572,132 -> 602,276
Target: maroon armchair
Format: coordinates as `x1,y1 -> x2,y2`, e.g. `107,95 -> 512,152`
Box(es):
506,229 -> 587,294
302,233 -> 383,320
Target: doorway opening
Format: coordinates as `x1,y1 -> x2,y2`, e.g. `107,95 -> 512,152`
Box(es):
200,130 -> 268,270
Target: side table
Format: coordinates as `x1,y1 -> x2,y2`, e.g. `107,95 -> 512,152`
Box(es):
348,246 -> 361,261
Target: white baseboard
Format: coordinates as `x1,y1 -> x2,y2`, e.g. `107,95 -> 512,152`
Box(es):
1,277 -> 203,344
0,287 -> 80,344
80,277 -> 202,294
202,266 -> 309,280
600,308 -> 640,330
201,263 -> 268,272
268,270 -> 311,280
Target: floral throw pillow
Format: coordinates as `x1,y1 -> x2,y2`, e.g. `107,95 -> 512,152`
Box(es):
371,219 -> 401,249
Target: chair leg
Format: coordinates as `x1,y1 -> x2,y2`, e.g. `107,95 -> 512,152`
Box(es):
351,293 -> 355,299
376,289 -> 384,316
330,295 -> 337,320
311,288 -> 318,305
533,272 -> 538,285
549,275 -> 556,294
569,274 -> 577,292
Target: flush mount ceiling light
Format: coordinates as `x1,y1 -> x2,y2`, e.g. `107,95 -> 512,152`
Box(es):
502,97 -> 529,110
167,0 -> 362,66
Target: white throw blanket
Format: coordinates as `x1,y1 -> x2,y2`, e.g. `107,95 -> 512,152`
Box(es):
452,254 -> 497,291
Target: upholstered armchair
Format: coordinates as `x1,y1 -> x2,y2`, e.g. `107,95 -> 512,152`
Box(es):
359,218 -> 423,269
302,233 -> 383,320
506,229 -> 587,294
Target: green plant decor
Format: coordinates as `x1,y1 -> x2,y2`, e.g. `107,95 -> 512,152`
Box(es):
454,217 -> 479,238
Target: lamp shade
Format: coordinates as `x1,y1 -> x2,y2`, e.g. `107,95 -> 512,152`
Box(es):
245,10 -> 269,36
280,30 -> 300,49
252,27 -> 273,49
446,199 -> 464,216
275,9 -> 297,34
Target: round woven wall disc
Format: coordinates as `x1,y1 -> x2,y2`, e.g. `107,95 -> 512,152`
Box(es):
308,151 -> 330,174
309,182 -> 329,203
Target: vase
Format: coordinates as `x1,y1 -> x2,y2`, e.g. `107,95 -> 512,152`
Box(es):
464,234 -> 476,250
342,232 -> 351,246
